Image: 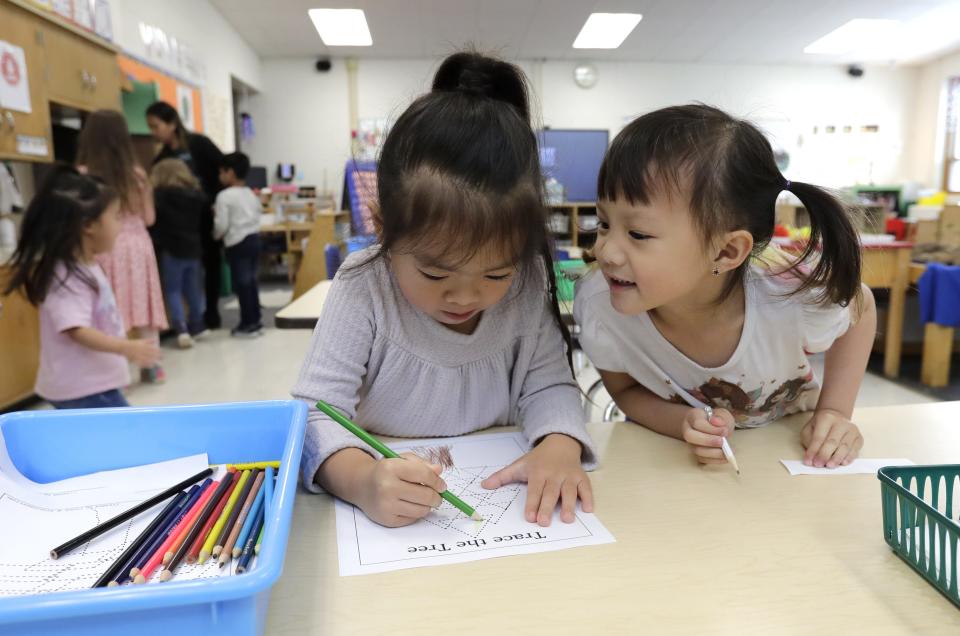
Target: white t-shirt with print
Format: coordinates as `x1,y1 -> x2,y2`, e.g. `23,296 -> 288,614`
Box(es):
573,267 -> 852,427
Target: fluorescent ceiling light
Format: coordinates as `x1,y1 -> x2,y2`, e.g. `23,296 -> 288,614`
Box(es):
573,13 -> 642,49
308,8 -> 372,46
803,19 -> 899,55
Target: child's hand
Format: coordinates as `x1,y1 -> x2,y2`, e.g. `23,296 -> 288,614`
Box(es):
123,339 -> 161,367
480,433 -> 592,527
801,409 -> 863,468
356,452 -> 445,528
681,407 -> 735,465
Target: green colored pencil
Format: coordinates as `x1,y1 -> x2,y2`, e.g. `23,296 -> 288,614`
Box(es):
316,400 -> 483,521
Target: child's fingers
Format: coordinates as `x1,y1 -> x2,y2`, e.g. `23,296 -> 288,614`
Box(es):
394,455 -> 447,492
481,460 -> 526,490
839,435 -> 864,466
391,498 -> 434,520
697,456 -> 729,465
577,478 -> 594,513
827,430 -> 862,468
397,482 -> 442,508
813,427 -> 847,467
536,479 -> 561,527
802,421 -> 831,465
559,479 -> 578,524
683,427 -> 724,448
692,445 -> 724,461
524,476 -> 545,523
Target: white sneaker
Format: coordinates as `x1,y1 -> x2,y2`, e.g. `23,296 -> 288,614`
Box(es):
192,329 -> 211,341
177,333 -> 194,349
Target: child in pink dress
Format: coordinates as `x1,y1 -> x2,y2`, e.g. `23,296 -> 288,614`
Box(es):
77,110 -> 168,383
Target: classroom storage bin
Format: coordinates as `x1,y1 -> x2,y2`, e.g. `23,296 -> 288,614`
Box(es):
0,400 -> 307,636
878,464 -> 960,609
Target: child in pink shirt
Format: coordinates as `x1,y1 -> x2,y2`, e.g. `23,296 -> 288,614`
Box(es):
3,165 -> 160,408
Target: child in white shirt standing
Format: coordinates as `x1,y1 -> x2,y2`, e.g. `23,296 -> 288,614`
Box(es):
214,152 -> 263,337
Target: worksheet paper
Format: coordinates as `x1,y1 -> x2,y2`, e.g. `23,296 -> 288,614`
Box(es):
334,432 -> 615,576
0,456 -> 230,596
780,458 -> 914,476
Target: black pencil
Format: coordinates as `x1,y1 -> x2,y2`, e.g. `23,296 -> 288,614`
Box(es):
50,468 -> 214,560
158,475 -> 235,582
93,491 -> 187,588
212,469 -> 259,558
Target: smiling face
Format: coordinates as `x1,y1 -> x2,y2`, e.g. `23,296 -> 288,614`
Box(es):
390,242 -> 517,334
593,190 -> 718,316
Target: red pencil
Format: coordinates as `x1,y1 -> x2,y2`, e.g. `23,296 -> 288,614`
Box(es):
186,471 -> 238,564
134,479 -> 218,584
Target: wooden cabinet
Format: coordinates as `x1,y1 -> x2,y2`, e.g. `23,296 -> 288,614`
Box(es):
42,21 -> 120,111
0,268 -> 40,410
0,0 -> 52,162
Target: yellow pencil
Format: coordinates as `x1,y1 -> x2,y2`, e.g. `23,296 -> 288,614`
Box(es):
222,461 -> 280,471
198,469 -> 250,564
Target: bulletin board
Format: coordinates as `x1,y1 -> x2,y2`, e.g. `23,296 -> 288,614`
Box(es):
117,54 -> 203,132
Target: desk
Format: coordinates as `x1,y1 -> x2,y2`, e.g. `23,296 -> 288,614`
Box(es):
275,280 -> 332,329
266,401 -> 960,634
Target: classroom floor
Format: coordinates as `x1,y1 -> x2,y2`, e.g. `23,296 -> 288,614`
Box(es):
29,286 -> 938,413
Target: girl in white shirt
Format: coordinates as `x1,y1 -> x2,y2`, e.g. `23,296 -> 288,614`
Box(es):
574,104 -> 876,470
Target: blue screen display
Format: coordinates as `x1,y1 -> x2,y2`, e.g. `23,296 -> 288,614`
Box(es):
537,129 -> 609,202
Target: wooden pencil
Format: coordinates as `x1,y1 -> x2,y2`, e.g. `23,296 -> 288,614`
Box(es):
232,476 -> 265,558
163,472 -> 235,565
133,479 -> 217,584
219,471 -> 264,567
212,469 -> 258,558
254,525 -> 263,555
128,485 -> 202,579
226,461 -> 280,471
50,468 -> 213,559
235,507 -> 264,574
200,469 -> 251,563
158,475 -> 236,582
186,471 -> 238,563
93,492 -> 186,588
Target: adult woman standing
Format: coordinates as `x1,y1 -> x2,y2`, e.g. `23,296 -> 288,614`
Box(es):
146,101 -> 225,330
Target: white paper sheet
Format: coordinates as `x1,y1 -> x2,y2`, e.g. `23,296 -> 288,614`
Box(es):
0,459 -> 230,596
335,432 -> 615,576
780,458 -> 914,475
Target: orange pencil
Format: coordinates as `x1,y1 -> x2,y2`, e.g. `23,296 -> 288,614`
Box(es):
218,471 -> 264,568
164,472 -> 234,565
186,471 -> 238,564
134,479 -> 218,584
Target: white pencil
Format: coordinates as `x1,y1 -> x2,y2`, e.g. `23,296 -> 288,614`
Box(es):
704,406 -> 740,474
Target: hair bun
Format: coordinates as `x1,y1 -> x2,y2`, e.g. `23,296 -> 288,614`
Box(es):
432,51 -> 530,121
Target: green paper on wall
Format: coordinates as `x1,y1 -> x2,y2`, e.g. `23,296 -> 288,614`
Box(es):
122,80 -> 159,135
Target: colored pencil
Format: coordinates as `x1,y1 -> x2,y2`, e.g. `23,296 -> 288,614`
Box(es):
186,471 -> 238,563
219,471 -> 264,567
199,469 -> 251,564
212,469 -> 257,558
235,507 -> 264,574
159,476 -> 236,582
316,400 -> 483,521
232,476 -> 265,558
128,485 -> 202,579
254,525 -> 263,555
226,461 -> 280,471
134,479 -> 217,584
163,472 -> 234,564
255,465 -> 273,557
50,468 -> 213,559
704,405 -> 740,474
93,492 -> 186,588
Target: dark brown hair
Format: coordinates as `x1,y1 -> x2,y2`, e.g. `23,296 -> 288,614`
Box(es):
598,104 -> 861,306
76,109 -> 143,214
3,164 -> 117,304
362,51 -> 572,363
146,101 -> 190,150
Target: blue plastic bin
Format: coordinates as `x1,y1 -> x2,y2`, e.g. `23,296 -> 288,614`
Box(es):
0,400 -> 307,636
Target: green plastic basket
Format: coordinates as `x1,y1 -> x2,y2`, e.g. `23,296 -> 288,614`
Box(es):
555,259 -> 587,302
878,464 -> 960,608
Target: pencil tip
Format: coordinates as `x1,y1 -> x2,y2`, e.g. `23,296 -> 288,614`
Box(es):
470,512 -> 484,521
49,550 -> 58,560
133,575 -> 145,585
159,570 -> 172,582
107,581 -> 118,587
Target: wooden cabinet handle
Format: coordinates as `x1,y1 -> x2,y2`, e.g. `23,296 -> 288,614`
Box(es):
4,112 -> 14,128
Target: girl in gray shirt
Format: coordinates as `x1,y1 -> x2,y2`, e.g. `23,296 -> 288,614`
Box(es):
292,52 -> 596,529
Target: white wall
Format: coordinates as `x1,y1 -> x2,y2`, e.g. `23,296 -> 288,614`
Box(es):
243,58 -> 351,199
245,56 -> 923,201
537,61 -> 920,189
909,49 -> 960,190
109,0 -> 262,152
